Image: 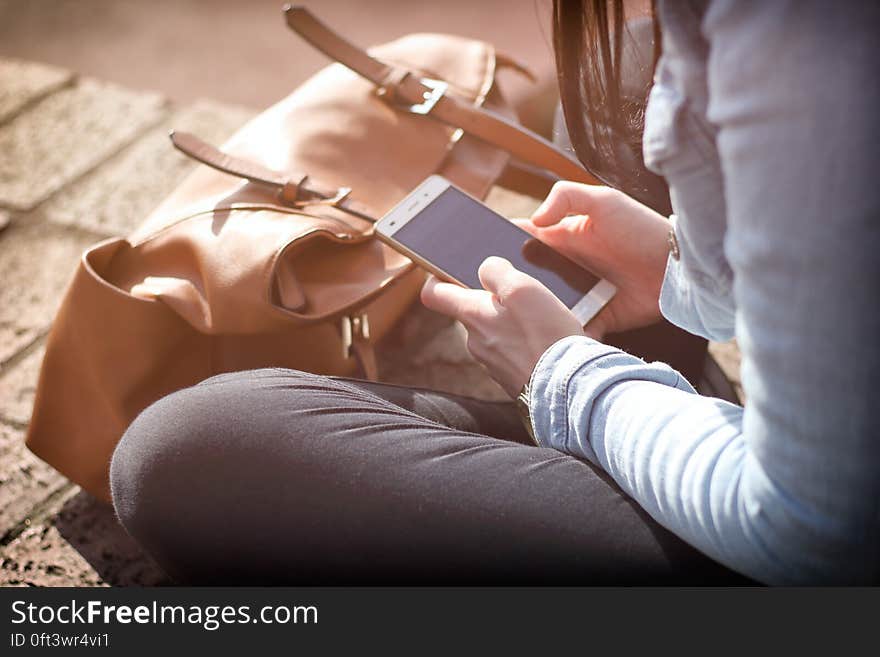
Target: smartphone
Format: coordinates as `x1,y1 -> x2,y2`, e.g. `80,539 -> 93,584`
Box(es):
375,175 -> 616,325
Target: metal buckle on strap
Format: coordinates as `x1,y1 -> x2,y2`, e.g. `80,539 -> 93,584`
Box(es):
379,74 -> 448,116
340,314 -> 371,360
406,78 -> 448,115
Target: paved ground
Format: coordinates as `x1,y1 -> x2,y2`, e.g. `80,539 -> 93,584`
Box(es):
0,57 -> 744,586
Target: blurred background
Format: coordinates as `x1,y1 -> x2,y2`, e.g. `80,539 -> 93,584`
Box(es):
0,0 -> 559,129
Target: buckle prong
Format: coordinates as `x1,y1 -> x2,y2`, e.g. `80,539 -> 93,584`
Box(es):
408,78 -> 447,114
383,76 -> 446,115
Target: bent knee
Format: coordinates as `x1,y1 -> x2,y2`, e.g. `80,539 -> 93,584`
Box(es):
110,382 -> 227,533
110,370 -> 300,510
109,371 -> 299,580
109,368 -> 345,538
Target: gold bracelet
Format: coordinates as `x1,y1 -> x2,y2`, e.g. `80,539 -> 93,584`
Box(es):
515,380 -> 539,446
668,229 -> 680,260
668,215 -> 681,260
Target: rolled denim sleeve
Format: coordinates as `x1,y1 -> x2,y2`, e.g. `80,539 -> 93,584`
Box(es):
531,0 -> 880,584
530,336 -> 760,576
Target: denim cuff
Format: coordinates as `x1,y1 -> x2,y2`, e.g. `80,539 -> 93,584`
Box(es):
659,215 -> 697,333
659,247 -> 695,329
659,217 -> 737,342
528,335 -> 621,463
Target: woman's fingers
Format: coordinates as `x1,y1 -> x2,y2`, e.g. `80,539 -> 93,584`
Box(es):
514,215 -> 587,242
511,216 -> 596,268
531,181 -> 612,227
420,275 -> 495,321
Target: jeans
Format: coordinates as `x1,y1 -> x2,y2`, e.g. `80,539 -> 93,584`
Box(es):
110,368 -> 746,584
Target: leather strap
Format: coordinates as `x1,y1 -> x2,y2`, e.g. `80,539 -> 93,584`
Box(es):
496,160 -> 560,201
339,313 -> 379,380
351,337 -> 379,381
284,5 -> 601,186
170,131 -> 377,222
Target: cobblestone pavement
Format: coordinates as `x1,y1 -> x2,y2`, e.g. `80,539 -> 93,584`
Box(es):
0,58 -> 744,586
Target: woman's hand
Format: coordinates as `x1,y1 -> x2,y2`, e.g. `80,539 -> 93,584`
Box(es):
420,257 -> 584,397
520,181 -> 672,339
419,181 -> 671,396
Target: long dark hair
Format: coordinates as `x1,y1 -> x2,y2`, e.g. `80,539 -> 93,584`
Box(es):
552,0 -> 664,206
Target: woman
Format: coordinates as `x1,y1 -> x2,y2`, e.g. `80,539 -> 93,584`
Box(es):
110,0 -> 879,584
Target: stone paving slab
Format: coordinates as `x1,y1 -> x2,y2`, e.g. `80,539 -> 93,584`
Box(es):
0,523 -> 105,587
0,221 -> 93,365
0,58 -> 72,125
0,78 -> 166,211
708,339 -> 744,403
379,304 -> 508,401
0,422 -> 67,534
46,100 -> 255,236
53,491 -> 170,586
0,487 -> 171,587
0,484 -> 82,587
0,344 -> 44,425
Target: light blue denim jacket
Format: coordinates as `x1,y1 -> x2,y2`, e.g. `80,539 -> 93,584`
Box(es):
530,0 -> 880,584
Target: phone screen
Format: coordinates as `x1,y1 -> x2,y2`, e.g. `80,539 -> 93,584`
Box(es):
390,186 -> 599,309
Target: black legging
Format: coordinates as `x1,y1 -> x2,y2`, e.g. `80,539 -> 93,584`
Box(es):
110,368 -> 748,584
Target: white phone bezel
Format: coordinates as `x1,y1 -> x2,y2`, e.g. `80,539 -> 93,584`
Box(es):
375,175 -> 616,326
376,175 -> 453,239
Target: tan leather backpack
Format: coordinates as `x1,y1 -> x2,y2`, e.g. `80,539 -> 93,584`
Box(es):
25,6 -> 600,501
